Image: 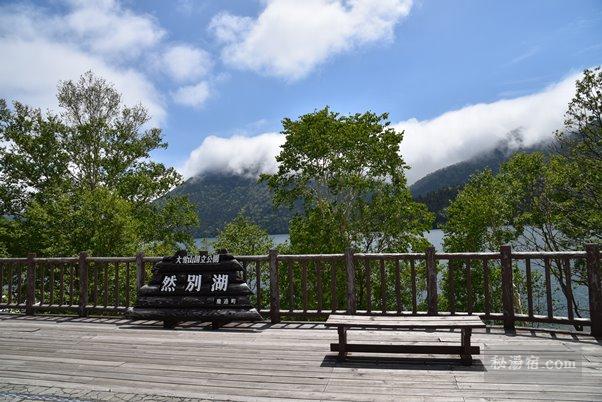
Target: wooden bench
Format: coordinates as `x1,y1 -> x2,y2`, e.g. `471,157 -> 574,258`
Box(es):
324,315 -> 486,365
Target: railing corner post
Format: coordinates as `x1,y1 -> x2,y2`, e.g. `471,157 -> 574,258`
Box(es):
345,247 -> 356,314
25,253 -> 36,316
426,246 -> 438,315
135,252 -> 145,290
268,249 -> 281,324
585,244 -> 601,337
500,244 -> 515,332
78,252 -> 88,317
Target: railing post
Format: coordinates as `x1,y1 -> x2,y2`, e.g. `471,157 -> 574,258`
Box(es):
269,249 -> 281,323
345,248 -> 356,314
78,252 -> 88,317
500,245 -> 515,332
25,253 -> 36,315
586,244 -> 601,337
425,247 -> 438,315
136,252 -> 145,290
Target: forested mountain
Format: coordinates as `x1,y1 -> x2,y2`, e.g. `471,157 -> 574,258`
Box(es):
167,135 -> 553,235
411,134 -> 552,226
411,133 -> 550,198
166,173 -> 293,237
415,186 -> 461,227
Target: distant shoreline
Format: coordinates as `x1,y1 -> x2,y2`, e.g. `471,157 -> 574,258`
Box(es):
195,230 -> 446,252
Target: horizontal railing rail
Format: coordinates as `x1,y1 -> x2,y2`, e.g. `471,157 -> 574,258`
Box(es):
0,244 -> 599,336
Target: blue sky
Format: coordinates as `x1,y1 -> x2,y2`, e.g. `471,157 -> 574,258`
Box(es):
1,0 -> 601,182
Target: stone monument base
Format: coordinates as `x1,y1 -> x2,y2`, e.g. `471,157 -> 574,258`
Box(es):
125,306 -> 262,329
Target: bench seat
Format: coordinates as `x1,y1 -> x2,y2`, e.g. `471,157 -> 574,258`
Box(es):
324,315 -> 485,365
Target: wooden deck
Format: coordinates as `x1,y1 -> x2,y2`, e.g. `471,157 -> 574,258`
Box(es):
0,314 -> 600,401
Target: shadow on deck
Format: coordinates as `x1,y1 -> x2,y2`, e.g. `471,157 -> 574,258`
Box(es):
0,313 -> 600,401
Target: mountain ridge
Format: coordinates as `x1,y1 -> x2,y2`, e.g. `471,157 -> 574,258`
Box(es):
168,134 -> 552,236
410,131 -> 550,197
168,173 -> 293,237
411,134 -> 552,226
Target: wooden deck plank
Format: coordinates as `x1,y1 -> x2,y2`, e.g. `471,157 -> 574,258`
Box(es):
0,314 -> 599,401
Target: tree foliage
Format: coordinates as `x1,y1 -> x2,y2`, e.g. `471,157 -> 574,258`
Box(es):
213,213 -> 274,256
260,108 -> 433,314
553,67 -> 602,244
262,107 -> 433,254
444,68 -> 601,253
0,71 -> 198,256
443,169 -> 517,253
442,67 -> 602,317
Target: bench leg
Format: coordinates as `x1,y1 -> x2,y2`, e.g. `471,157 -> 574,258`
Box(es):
460,328 -> 472,365
163,319 -> 178,329
337,325 -> 348,360
211,321 -> 226,330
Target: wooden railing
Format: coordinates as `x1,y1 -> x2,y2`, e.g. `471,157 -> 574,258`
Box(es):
1,245 -> 600,336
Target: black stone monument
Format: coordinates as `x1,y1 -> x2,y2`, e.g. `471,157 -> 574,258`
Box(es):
126,250 -> 262,329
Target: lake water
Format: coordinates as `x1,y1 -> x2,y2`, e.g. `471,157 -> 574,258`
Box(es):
196,229 -> 589,319
196,229 -> 445,252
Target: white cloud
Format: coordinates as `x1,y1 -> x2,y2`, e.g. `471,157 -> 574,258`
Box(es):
0,37 -> 166,124
172,82 -> 211,108
63,0 -> 165,59
0,0 -> 219,120
181,133 -> 285,178
0,1 -> 165,60
209,0 -> 413,80
397,72 -> 579,183
162,45 -> 212,82
209,12 -> 253,43
180,73 -> 580,182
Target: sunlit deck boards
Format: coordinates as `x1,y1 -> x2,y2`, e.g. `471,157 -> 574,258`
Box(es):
0,314 -> 600,401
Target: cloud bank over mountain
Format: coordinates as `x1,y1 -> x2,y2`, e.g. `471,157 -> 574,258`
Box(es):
396,71 -> 579,182
181,132 -> 284,179
181,72 -> 580,182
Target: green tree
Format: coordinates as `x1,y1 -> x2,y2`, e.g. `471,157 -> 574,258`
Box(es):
442,153 -> 575,316
442,169 -> 518,253
0,71 -> 198,256
441,169 -> 510,314
213,213 -> 274,255
213,213 -> 274,309
553,67 -> 602,245
444,68 -> 602,254
21,188 -> 140,257
442,68 -> 602,318
261,107 -> 433,312
262,107 -> 433,254
0,216 -> 13,257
